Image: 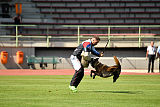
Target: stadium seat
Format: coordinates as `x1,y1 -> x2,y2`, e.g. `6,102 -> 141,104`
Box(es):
1,0 -> 160,42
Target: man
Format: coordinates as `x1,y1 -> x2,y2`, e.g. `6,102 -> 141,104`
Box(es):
146,41 -> 156,73
157,45 -> 160,73
69,36 -> 103,92
13,14 -> 22,34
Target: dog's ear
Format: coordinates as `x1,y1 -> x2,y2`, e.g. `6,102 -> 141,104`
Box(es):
90,58 -> 96,62
91,58 -> 94,62
95,58 -> 99,61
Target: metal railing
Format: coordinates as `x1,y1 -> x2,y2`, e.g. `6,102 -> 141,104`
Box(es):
0,24 -> 160,47
63,25 -> 160,47
0,24 -> 50,47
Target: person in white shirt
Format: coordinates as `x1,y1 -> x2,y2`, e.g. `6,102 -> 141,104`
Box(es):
157,46 -> 160,73
146,41 -> 156,73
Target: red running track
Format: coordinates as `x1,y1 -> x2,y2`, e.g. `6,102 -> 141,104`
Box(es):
0,69 -> 160,75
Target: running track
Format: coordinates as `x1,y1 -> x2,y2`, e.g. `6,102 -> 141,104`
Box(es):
0,69 -> 160,75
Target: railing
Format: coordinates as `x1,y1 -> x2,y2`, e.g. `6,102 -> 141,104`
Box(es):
63,25 -> 160,47
0,24 -> 36,47
0,24 -> 160,47
0,24 -> 53,47
0,24 -> 76,47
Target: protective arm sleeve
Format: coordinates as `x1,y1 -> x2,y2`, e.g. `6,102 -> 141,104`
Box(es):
90,46 -> 100,56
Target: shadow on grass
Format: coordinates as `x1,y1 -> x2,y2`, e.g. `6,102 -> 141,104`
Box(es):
81,90 -> 143,94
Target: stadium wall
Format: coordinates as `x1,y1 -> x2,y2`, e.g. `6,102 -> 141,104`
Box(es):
0,47 -> 159,70
0,0 -> 160,70
0,47 -> 34,69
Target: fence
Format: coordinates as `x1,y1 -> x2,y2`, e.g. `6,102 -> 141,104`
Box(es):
0,24 -> 160,47
63,25 -> 160,47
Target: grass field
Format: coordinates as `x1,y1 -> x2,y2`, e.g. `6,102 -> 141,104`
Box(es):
0,75 -> 160,107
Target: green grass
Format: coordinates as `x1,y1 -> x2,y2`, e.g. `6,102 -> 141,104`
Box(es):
0,75 -> 160,107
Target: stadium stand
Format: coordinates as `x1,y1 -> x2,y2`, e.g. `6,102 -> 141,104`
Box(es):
0,0 -> 160,69
1,0 -> 159,37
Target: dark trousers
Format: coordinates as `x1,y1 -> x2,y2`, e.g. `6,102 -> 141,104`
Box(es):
14,26 -> 22,34
159,59 -> 160,73
148,55 -> 155,73
70,66 -> 84,88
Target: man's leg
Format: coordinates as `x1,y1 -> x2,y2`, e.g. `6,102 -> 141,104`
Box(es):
151,55 -> 155,73
148,55 -> 151,73
151,60 -> 154,73
70,66 -> 84,87
69,55 -> 84,92
159,59 -> 160,73
19,26 -> 22,34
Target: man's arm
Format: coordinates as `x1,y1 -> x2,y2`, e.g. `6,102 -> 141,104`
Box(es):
13,16 -> 16,20
91,46 -> 100,56
19,17 -> 22,23
83,41 -> 103,57
146,50 -> 149,59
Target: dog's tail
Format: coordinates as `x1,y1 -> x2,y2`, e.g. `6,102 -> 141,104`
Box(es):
113,56 -> 121,83
113,56 -> 120,66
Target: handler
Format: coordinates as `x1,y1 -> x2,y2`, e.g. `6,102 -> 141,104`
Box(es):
69,36 -> 103,92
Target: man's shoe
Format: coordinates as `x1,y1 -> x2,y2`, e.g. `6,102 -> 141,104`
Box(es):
69,85 -> 77,93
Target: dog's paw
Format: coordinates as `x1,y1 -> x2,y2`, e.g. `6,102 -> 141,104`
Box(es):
93,74 -> 96,79
90,70 -> 94,78
90,72 -> 92,77
113,74 -> 119,83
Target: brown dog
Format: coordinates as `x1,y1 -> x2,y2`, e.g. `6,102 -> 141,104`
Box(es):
90,56 -> 121,82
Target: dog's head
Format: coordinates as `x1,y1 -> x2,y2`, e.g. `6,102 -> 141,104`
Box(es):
90,58 -> 99,68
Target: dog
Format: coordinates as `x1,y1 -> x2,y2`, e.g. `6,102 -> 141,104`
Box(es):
90,56 -> 121,82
